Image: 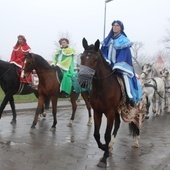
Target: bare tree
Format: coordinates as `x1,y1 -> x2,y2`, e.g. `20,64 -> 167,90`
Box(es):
131,41 -> 145,73
162,18 -> 170,48
160,18 -> 170,68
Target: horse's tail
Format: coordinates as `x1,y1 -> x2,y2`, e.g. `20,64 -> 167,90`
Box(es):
129,122 -> 140,138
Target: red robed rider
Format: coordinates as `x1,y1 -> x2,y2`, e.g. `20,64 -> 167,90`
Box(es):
9,35 -> 31,83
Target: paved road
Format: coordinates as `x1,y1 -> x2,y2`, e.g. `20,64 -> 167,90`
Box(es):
0,104 -> 170,170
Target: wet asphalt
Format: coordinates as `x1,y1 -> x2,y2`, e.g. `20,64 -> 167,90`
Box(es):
0,101 -> 170,170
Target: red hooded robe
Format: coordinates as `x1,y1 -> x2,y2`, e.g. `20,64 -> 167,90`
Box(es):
10,35 -> 31,83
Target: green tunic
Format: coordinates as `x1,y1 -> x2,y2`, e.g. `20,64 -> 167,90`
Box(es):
53,47 -> 75,94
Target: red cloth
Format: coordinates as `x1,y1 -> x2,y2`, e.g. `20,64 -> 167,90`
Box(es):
9,35 -> 31,68
9,35 -> 31,83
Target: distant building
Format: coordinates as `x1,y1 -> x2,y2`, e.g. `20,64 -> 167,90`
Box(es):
155,56 -> 164,70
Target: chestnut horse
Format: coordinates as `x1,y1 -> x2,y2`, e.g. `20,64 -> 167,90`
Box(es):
23,53 -> 60,130
23,53 -> 92,129
78,38 -> 146,167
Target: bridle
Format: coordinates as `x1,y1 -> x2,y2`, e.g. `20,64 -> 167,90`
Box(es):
82,50 -> 115,80
23,59 -> 53,74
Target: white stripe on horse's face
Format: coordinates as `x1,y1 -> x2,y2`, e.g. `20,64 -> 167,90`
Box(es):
141,64 -> 152,80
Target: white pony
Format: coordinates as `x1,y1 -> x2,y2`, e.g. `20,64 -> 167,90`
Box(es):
140,63 -> 165,118
160,68 -> 170,113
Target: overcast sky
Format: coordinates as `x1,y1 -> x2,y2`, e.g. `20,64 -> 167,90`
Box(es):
0,0 -> 169,61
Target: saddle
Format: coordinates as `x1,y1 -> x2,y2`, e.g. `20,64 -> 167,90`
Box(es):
116,75 -> 146,130
52,65 -> 63,83
15,66 -> 32,94
51,65 -> 70,98
115,74 -> 132,106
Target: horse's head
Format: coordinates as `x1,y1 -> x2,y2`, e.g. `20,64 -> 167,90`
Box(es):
81,38 -> 100,69
78,38 -> 101,88
140,63 -> 153,79
23,53 -> 36,77
160,68 -> 169,81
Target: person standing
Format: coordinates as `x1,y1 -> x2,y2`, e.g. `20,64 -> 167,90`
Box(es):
52,38 -> 76,96
101,20 -> 142,104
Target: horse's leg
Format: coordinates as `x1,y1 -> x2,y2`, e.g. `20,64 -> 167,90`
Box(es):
145,96 -> 150,119
44,97 -> 50,110
158,96 -> 163,115
81,91 -> 92,126
39,97 -> 50,119
109,112 -> 120,151
152,93 -> 157,115
50,96 -> 58,130
31,96 -> 45,129
164,91 -> 167,109
129,122 -> 140,148
98,112 -> 114,168
67,90 -> 78,127
33,88 -> 48,117
93,111 -> 105,150
0,92 -> 12,119
9,97 -> 17,124
167,97 -> 170,113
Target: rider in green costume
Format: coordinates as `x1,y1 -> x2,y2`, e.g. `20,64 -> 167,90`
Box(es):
52,38 -> 76,96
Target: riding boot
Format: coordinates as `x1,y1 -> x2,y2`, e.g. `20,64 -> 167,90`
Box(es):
55,65 -> 63,81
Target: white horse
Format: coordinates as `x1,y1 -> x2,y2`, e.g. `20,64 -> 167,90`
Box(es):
140,63 -> 165,118
160,68 -> 170,113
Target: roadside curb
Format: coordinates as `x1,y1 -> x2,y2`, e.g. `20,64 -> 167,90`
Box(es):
3,100 -> 86,114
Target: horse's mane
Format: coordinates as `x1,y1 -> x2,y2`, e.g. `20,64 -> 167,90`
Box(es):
0,59 -> 16,69
151,64 -> 161,77
31,53 -> 51,70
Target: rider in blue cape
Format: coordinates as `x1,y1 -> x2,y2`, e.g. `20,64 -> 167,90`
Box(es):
101,20 -> 142,104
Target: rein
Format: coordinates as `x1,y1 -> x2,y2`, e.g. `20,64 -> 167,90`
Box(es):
144,78 -> 165,99
0,67 -> 13,81
83,49 -> 115,80
93,71 -> 115,80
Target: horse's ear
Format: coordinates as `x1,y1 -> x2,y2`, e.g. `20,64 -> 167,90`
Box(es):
24,53 -> 33,59
24,53 -> 30,58
94,39 -> 100,51
82,38 -> 88,50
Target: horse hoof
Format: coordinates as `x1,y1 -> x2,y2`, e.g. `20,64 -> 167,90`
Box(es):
87,117 -> 92,126
42,112 -> 46,117
31,125 -> 36,129
109,146 -> 113,152
50,127 -> 56,131
132,143 -> 139,148
67,120 -> 73,127
29,127 -> 36,133
164,106 -> 168,110
10,119 -> 16,124
145,115 -> 149,119
97,161 -> 107,168
87,121 -> 92,127
155,114 -> 159,117
38,116 -> 41,121
67,123 -> 73,127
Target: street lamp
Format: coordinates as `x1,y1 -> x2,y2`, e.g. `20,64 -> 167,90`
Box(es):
103,0 -> 114,39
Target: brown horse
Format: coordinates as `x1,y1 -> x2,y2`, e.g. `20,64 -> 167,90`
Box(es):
23,53 -> 60,130
23,53 -> 92,129
78,38 -> 146,167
